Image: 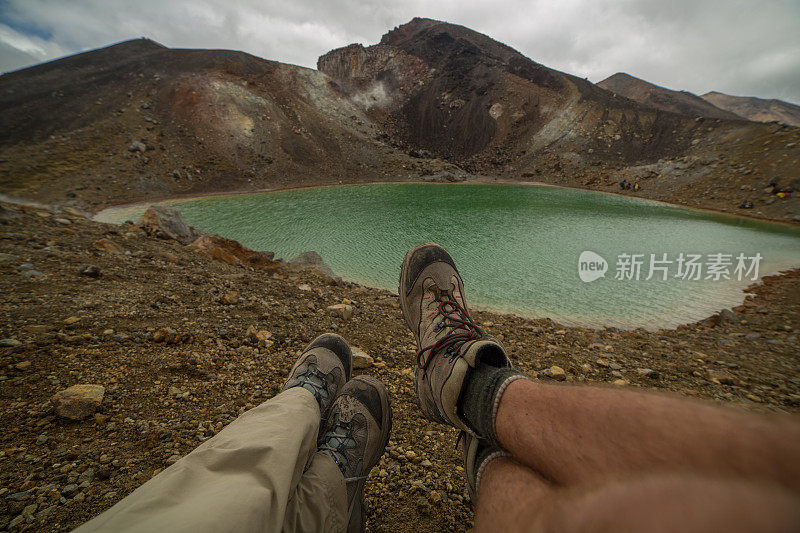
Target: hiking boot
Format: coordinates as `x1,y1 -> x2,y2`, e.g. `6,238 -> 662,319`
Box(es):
461,432 -> 510,502
281,333 -> 352,418
399,243 -> 512,434
318,376 -> 392,533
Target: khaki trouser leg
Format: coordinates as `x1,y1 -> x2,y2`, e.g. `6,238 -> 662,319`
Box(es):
283,452 -> 349,532
74,387 -> 348,533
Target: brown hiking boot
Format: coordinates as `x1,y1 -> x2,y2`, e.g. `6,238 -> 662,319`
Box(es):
399,243 -> 511,434
318,376 -> 392,532
281,333 -> 352,418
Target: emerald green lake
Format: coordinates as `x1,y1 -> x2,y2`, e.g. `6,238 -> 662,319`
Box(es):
97,183 -> 800,329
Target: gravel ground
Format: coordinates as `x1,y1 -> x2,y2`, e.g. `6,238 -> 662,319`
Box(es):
0,201 -> 798,532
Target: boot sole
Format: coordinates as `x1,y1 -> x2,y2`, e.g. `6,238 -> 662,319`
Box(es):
345,375 -> 392,531
398,242 -> 441,337
352,375 -> 393,470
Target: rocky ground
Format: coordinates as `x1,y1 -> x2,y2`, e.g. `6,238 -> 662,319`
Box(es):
0,200 -> 799,532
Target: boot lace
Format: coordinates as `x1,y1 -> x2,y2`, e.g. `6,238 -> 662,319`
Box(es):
319,416 -> 369,483
417,294 -> 485,371
319,418 -> 358,472
296,365 -> 330,406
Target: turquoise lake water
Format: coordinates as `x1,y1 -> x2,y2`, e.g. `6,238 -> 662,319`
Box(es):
97,183 -> 800,329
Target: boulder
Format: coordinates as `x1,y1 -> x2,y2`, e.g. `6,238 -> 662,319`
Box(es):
548,365 -> 567,381
51,384 -> 105,420
220,291 -> 240,305
168,386 -> 188,399
327,304 -> 354,320
152,327 -> 179,344
188,234 -> 284,273
93,238 -> 124,254
290,251 -> 326,267
707,368 -> 737,385
78,264 -> 101,278
128,140 -> 146,153
352,347 -> 374,369
21,269 -> 44,279
137,206 -> 201,245
246,326 -> 273,347
62,207 -> 89,219
289,251 -> 342,285
636,368 -> 659,379
719,308 -> 740,324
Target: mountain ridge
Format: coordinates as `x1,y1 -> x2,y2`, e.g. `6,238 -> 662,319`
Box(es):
597,72 -> 743,120
702,91 -> 800,127
1,17 -> 798,223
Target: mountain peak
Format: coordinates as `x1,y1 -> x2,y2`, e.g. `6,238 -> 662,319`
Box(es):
379,17 -> 446,45
108,37 -> 166,50
605,72 -> 638,81
379,17 -> 526,66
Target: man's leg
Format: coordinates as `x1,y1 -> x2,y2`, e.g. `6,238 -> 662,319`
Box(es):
75,387 -> 341,533
471,457 -> 550,530
494,379 -> 800,491
283,375 -> 392,532
470,381 -> 800,531
398,243 -> 800,530
75,333 -> 353,533
475,457 -> 800,533
315,375 -> 393,532
283,451 -> 348,533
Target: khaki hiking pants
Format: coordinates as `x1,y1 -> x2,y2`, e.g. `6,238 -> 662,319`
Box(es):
74,387 -> 349,532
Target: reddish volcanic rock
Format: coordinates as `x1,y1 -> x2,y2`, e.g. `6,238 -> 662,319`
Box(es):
188,233 -> 284,273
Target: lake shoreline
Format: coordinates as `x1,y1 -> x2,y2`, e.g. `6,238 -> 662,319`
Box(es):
91,178 -> 800,229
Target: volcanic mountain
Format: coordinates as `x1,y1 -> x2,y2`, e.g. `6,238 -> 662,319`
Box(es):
597,72 -> 741,120
0,38 -> 427,207
702,91 -> 800,127
321,21 -> 744,170
1,18 -> 798,222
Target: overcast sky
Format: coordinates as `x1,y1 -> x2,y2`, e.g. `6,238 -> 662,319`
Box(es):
1,0 -> 798,104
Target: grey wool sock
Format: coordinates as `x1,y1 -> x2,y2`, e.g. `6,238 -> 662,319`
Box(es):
461,363 -> 525,446
472,444 -> 510,495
